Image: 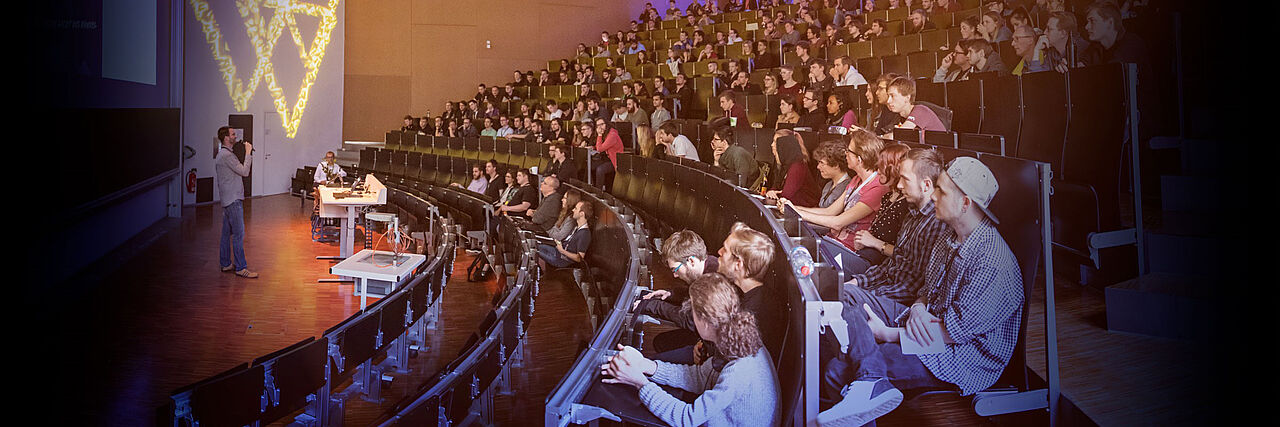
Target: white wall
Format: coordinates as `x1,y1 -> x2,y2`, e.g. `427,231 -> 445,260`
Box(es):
183,0 -> 345,204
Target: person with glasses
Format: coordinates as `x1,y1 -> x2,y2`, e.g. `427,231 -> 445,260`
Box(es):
591,118 -> 624,190
933,40 -> 975,83
869,73 -> 905,136
797,89 -> 828,131
776,65 -> 805,97
710,126 -> 759,187
1010,25 -> 1051,75
633,230 -> 722,360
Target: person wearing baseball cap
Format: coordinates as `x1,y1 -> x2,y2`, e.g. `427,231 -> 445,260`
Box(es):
819,156 -> 1024,426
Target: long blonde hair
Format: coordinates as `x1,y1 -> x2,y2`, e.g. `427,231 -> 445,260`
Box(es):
683,273 -> 763,360
555,190 -> 583,227
636,125 -> 656,158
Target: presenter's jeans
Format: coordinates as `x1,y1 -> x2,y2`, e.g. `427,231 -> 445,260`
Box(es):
220,200 -> 248,271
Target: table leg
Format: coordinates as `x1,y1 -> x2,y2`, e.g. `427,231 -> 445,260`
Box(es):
316,215 -> 347,261
359,277 -> 368,310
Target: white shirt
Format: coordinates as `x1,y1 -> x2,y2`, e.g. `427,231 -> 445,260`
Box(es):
668,134 -> 700,161
496,126 -> 514,137
548,109 -> 563,119
836,66 -> 868,87
314,160 -> 347,184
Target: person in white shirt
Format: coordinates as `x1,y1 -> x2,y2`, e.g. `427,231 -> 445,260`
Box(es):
312,150 -> 347,211
832,55 -> 868,87
495,115 -> 515,137
655,122 -> 700,161
546,100 -> 564,120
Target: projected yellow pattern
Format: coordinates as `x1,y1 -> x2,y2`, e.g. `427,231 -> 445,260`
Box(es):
190,0 -> 339,138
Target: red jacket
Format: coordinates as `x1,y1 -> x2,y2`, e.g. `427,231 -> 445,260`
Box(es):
596,128 -> 624,167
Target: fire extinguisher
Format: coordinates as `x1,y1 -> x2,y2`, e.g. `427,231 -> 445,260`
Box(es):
187,169 -> 198,193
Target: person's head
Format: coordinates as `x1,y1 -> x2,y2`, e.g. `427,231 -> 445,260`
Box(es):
631,81 -> 646,94
663,230 -> 710,282
482,117 -> 494,129
594,117 -> 610,136
710,126 -> 733,150
899,147 -> 944,206
779,64 -> 795,82
922,0 -> 936,9
503,170 -> 516,185
950,40 -> 972,68
762,73 -> 778,90
754,40 -> 768,55
771,129 -> 806,167
805,25 -> 820,40
801,89 -> 821,112
652,94 -> 665,111
682,273 -> 762,359
878,142 -> 910,190
718,90 -> 737,111
967,38 -> 994,67
540,175 -> 560,196
477,83 -> 486,93
809,60 -> 827,81
485,159 -> 498,177
984,0 -> 1005,15
794,41 -> 809,57
909,9 -> 927,29
726,60 -> 741,74
578,121 -> 594,139
1011,25 -> 1038,58
777,93 -> 797,116
870,19 -> 886,35
717,222 -> 775,284
814,140 -> 850,179
434,117 -> 443,127
1085,2 -> 1123,44
706,60 -> 719,73
1046,11 -> 1077,48
655,121 -> 679,144
826,92 -> 849,115
217,126 -> 235,146
601,68 -> 613,80
1008,6 -> 1031,29
462,117 -> 473,128
573,200 -> 595,225
653,75 -> 665,89
548,143 -> 566,161
846,128 -> 884,172
516,168 -> 532,186
323,150 -> 336,164
980,11 -> 1005,37
557,189 -> 582,225
886,76 -> 917,115
832,55 -> 853,77
499,115 -> 510,127
402,115 -> 413,127
863,0 -> 876,11
675,73 -> 687,85
785,20 -> 796,31
959,15 -> 980,39
934,157 -> 1000,227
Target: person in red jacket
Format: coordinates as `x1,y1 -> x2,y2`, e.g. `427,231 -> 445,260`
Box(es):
591,117 -> 624,190
765,129 -> 821,207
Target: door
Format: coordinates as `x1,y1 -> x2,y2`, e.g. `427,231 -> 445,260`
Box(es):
260,111 -> 293,196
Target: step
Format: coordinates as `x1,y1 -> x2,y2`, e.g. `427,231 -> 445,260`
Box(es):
1143,232 -> 1222,277
1159,175 -> 1223,212
1105,273 -> 1211,340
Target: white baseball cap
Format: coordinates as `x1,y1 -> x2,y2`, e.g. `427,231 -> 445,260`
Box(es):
945,157 -> 999,224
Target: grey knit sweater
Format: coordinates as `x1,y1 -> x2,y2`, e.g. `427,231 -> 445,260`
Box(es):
638,347 -> 780,427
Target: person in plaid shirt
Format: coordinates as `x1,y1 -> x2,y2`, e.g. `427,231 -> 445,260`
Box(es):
818,157 -> 1024,427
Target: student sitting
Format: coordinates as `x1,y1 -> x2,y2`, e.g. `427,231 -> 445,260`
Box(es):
819,157 -> 1023,426
634,230 -> 721,360
765,130 -> 821,207
535,200 -> 593,268
603,273 -> 780,427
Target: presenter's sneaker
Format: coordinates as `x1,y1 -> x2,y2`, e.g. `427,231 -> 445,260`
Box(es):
221,265 -> 235,272
235,269 -> 260,279
817,378 -> 903,427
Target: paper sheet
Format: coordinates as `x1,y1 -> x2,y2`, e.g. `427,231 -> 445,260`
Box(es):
899,326 -> 946,355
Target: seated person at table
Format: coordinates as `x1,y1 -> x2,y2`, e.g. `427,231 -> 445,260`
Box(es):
527,176 -> 564,232
546,190 -> 583,241
495,169 -> 539,219
545,144 -> 580,181
780,130 -> 889,276
710,126 -> 760,188
536,200 -> 593,268
634,230 -> 721,356
450,163 -> 489,194
602,273 -> 780,427
846,142 -> 914,270
312,150 -> 346,210
819,157 -> 1023,427
765,130 -> 820,207
814,141 -> 853,209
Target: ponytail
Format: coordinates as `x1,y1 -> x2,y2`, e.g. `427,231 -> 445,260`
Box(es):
715,310 -> 763,360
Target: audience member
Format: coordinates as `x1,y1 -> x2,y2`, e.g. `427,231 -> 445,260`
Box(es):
797,89 -> 828,131
776,94 -> 801,127
592,118 -> 624,189
819,157 -> 1023,426
401,114 -> 419,133
933,40 -> 974,83
711,126 -> 760,187
814,141 -> 853,209
766,130 -> 821,207
604,273 -> 780,427
777,65 -> 804,97
650,95 -> 671,130
827,91 -> 859,130
496,169 -> 539,219
1011,25 -> 1050,75
966,38 -> 1007,75
904,9 -> 937,34
717,90 -> 750,127
832,56 -> 868,87
716,222 -> 786,356
886,77 -> 947,133
528,175 -> 564,232
845,142 -> 912,270
656,122 -> 700,162
1041,11 -> 1089,73
536,200 -> 593,268
979,11 -> 1012,43
547,190 -> 583,241
808,60 -> 835,96
781,129 -> 888,257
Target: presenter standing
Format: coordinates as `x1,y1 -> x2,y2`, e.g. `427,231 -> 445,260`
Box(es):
215,126 -> 258,278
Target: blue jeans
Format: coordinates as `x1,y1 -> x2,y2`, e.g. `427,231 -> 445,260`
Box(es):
537,243 -> 575,268
821,285 -> 949,407
220,200 -> 248,271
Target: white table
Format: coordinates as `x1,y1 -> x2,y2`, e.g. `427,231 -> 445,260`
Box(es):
318,174 -> 387,262
330,249 -> 427,309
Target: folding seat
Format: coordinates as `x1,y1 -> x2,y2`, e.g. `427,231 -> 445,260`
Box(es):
642,159 -> 665,212
881,55 -> 908,77
462,137 -> 480,162
1016,70 -> 1069,168
327,311 -> 381,399
451,157 -> 469,186
252,337 -> 329,425
915,77 -> 947,106
612,154 -> 633,197
386,131 -> 400,150
507,141 -> 527,171
478,136 -> 496,159
179,363 -> 266,426
782,51 -> 800,67
908,51 -> 940,80
975,73 -> 1022,146
492,139 -> 511,166
406,152 -> 423,179
824,43 -> 852,61
375,150 -> 393,176
895,33 -> 923,55
924,130 -> 959,148
855,57 -> 882,82
390,151 -> 407,178
892,128 -> 923,143
884,20 -> 904,37
745,94 -> 768,126
399,129 -> 415,148
432,134 -> 449,155
871,37 -> 897,58
418,154 -> 437,185
848,41 -> 873,60
958,133 -> 1006,155
625,155 -> 647,205
359,147 -> 376,171
944,78 -> 981,133
921,29 -> 949,51
887,7 -> 909,21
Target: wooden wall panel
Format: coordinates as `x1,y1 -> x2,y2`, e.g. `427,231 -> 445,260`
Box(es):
343,74 -> 412,142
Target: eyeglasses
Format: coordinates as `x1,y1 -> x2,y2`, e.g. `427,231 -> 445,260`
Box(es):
672,256 -> 693,275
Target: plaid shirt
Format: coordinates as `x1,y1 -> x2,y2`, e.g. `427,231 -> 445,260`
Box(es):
850,199 -> 949,305
902,218 -> 1023,395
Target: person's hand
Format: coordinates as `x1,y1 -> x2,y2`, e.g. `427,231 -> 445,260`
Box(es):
777,197 -> 792,209
940,52 -> 954,68
862,304 -> 895,343
765,190 -> 781,199
898,120 -> 917,130
852,230 -> 884,253
555,240 -> 564,250
692,340 -> 711,365
644,289 -> 671,300
1034,35 -> 1050,54
243,142 -> 253,153
905,302 -> 942,346
527,208 -> 536,216
1054,62 -> 1069,73
601,344 -> 654,388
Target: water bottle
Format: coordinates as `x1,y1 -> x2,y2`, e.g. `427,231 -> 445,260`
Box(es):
789,246 -> 814,279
